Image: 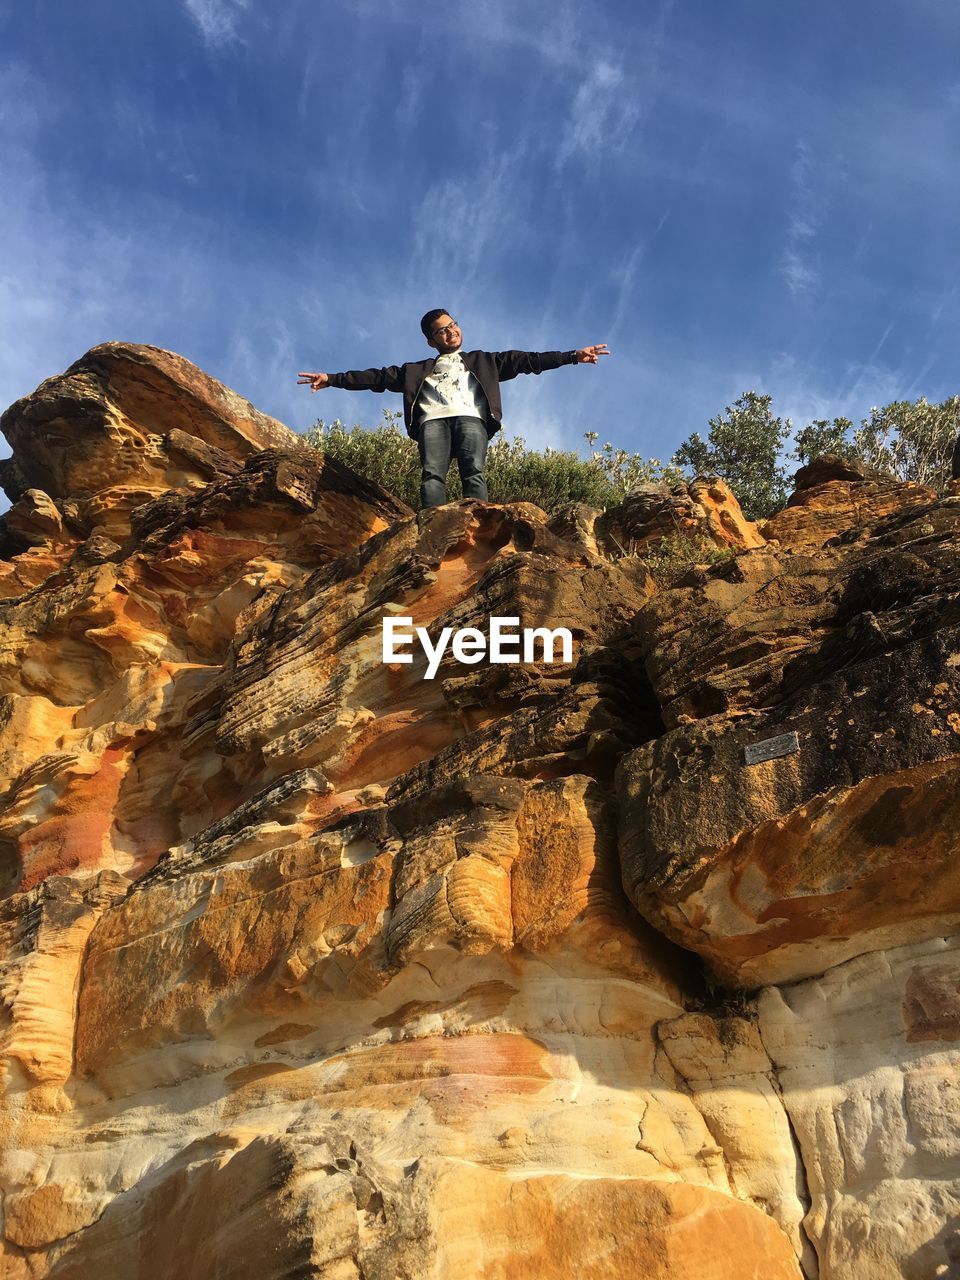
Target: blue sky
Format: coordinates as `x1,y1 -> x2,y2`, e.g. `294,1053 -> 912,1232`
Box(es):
2,0 -> 959,478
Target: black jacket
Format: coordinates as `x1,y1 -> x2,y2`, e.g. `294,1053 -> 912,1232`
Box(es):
327,348 -> 578,437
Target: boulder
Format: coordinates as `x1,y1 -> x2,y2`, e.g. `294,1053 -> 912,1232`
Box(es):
761,455 -> 936,553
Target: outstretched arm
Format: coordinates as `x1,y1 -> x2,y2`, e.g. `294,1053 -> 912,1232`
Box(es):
495,345 -> 611,381
296,365 -> 405,393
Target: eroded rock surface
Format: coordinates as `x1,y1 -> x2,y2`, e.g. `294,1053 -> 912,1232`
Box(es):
760,455 -> 937,554
586,475 -> 765,559
0,342 -> 297,509
0,345 -> 958,1278
619,484 -> 960,990
759,938 -> 960,1280
614,461 -> 960,1277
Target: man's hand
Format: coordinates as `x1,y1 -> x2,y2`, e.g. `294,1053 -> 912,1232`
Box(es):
575,344 -> 610,364
297,371 -> 331,391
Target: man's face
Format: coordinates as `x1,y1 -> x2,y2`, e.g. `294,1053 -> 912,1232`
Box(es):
427,314 -> 462,354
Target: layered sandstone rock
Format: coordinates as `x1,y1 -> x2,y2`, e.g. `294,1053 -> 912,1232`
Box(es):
559,475 -> 766,559
758,938 -> 960,1280
761,455 -> 936,553
1,344 -> 958,1278
619,486 -> 960,987
0,342 -> 297,504
614,461 -> 960,1277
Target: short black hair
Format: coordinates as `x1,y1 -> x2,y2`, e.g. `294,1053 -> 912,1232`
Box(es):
420,309 -> 452,339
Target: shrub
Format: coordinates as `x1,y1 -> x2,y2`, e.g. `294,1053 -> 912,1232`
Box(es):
793,397 -> 960,489
672,391 -> 960,518
302,412 -> 422,507
616,531 -> 734,587
302,413 -> 681,514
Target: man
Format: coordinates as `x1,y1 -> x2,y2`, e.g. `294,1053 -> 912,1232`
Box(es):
298,311 -> 609,508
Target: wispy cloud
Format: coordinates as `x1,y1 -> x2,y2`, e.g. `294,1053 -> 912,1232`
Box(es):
781,140 -> 825,298
740,350 -> 909,442
608,209 -> 670,340
345,0 -> 582,73
396,63 -> 424,134
558,60 -> 641,167
838,322 -> 895,405
182,0 -> 249,48
410,145 -> 532,293
297,49 -> 316,123
0,65 -> 304,451
556,0 -> 674,170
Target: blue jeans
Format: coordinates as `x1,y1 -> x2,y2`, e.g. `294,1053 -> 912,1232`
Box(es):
417,415 -> 489,508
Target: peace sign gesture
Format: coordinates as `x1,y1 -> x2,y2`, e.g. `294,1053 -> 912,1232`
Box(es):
575,344 -> 610,364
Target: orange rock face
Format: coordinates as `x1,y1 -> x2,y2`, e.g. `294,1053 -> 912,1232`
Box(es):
619,486 -> 960,990
761,456 -> 936,553
593,475 -> 766,558
0,342 -> 296,506
2,346 -> 959,1278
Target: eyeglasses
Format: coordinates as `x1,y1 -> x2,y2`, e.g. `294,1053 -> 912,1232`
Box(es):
430,320 -> 459,339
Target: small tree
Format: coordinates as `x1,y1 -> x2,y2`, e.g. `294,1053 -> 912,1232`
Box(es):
582,431 -> 685,497
792,417 -> 855,466
673,391 -> 791,520
791,397 -> 960,489
850,397 -> 960,488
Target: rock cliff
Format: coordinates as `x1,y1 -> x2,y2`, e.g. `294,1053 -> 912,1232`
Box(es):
0,345 -> 958,1279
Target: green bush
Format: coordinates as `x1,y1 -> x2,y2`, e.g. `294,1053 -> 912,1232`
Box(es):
792,397 -> 960,489
619,531 -> 734,587
302,412 -> 423,507
671,390 -> 960,518
302,412 -> 681,514
301,387 -> 960,527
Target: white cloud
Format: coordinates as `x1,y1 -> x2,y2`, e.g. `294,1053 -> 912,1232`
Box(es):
608,209 -> 670,341
396,63 -> 424,134
558,60 -> 639,167
298,50 -> 316,123
410,144 -> 532,293
347,0 -> 584,72
731,350 -> 909,444
781,140 -> 824,298
556,0 -> 674,169
781,250 -> 819,298
182,0 -> 250,48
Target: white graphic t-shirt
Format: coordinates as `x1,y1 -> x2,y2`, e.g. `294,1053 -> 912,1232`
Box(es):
416,352 -> 488,425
